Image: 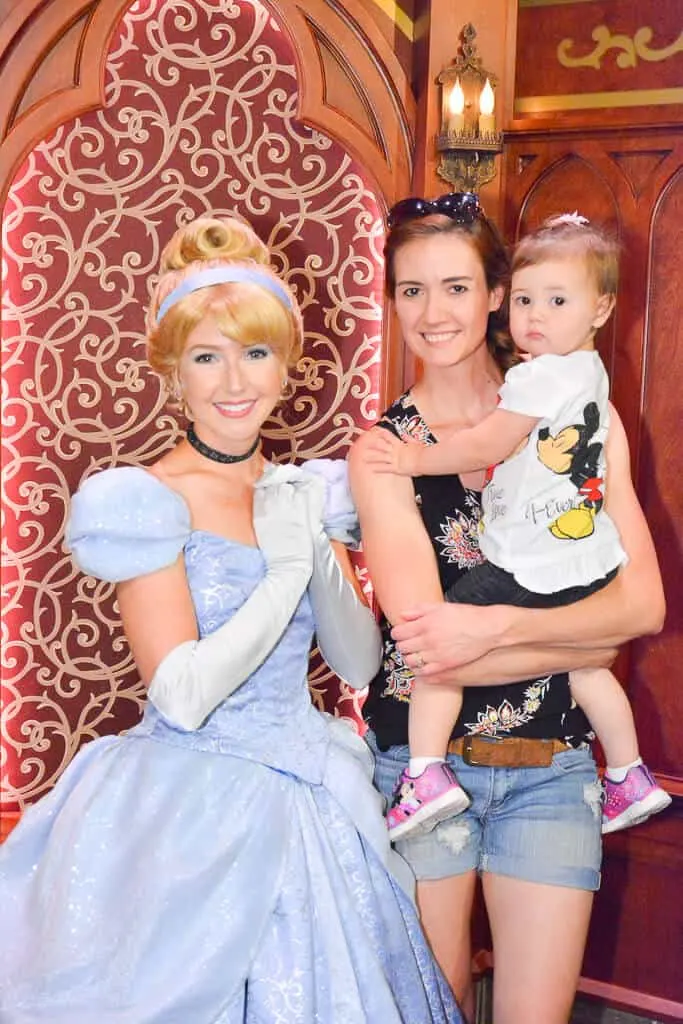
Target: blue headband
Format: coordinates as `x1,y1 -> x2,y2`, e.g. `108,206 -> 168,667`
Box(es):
157,266 -> 294,322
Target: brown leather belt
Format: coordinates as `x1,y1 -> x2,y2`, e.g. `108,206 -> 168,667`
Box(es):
448,735 -> 570,768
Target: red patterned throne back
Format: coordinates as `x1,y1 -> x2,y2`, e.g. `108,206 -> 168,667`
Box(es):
1,0 -> 410,812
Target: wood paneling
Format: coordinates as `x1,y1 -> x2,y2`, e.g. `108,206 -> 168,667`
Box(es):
502,2 -> 683,1010
503,129 -> 683,471
632,170 -> 683,789
512,0 -> 683,132
410,0 -> 518,222
584,809 -> 683,1021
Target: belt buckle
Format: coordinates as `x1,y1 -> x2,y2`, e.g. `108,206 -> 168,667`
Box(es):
462,735 -> 481,766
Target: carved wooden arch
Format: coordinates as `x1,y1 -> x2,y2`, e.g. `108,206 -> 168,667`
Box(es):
0,0 -> 415,398
269,0 -> 415,204
0,0 -> 415,209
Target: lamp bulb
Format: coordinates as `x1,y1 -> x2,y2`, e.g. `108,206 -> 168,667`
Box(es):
450,78 -> 465,116
480,78 -> 495,116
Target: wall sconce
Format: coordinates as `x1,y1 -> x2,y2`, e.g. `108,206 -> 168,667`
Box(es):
436,23 -> 503,193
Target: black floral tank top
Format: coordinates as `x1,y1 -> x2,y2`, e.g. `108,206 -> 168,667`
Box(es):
362,392 -> 592,751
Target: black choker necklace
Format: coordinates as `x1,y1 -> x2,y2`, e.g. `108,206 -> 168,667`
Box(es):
186,424 -> 260,464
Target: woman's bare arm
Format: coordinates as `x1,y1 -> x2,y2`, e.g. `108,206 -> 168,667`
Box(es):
117,559 -> 198,686
427,644 -> 618,688
348,431 -> 444,629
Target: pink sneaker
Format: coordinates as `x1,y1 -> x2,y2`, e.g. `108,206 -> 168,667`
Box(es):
386,762 -> 470,841
602,764 -> 672,834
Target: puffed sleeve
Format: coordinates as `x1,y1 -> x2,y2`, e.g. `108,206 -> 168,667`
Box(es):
299,458 -> 361,549
66,467 -> 192,583
498,353 -> 589,420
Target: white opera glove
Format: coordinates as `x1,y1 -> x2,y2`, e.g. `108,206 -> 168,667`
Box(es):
308,527 -> 382,690
147,477 -> 314,731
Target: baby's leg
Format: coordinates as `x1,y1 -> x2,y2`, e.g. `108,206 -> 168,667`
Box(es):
569,667 -> 638,768
570,668 -> 671,833
409,678 -> 463,766
385,561 -> 514,841
415,559 -> 512,768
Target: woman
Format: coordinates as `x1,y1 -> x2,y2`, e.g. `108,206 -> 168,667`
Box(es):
0,215 -> 460,1022
349,192 -> 664,1023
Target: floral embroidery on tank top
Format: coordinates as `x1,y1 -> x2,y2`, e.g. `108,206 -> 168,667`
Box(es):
464,676 -> 553,735
388,410 -> 435,446
435,491 -> 485,570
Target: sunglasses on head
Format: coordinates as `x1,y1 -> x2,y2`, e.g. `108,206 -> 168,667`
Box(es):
387,192 -> 483,230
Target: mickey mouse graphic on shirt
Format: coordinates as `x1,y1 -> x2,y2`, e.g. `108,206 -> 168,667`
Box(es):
536,401 -> 605,540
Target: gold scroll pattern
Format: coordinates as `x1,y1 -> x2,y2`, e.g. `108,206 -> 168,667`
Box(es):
558,25 -> 683,70
1,0 -> 384,809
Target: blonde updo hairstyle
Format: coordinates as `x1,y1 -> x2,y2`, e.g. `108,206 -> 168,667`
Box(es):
146,216 -> 304,389
512,215 -> 619,298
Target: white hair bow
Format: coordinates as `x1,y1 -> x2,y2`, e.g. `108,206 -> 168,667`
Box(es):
547,211 -> 589,228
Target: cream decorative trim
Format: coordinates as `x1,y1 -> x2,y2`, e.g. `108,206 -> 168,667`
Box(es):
515,87 -> 683,113
558,26 -> 683,70
370,0 -> 414,42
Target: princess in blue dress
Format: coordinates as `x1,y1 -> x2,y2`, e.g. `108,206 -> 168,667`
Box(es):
0,214 -> 460,1023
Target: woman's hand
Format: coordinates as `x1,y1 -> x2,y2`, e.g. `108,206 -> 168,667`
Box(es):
253,474 -> 318,571
391,602 -> 510,674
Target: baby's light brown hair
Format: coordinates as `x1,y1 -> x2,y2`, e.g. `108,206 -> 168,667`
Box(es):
512,214 -> 620,298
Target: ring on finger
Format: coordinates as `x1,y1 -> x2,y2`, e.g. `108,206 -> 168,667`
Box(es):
414,652 -> 425,670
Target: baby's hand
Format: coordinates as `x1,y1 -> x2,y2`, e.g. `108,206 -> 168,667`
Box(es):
361,429 -> 421,476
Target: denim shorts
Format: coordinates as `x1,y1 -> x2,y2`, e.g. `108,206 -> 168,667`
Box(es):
367,732 -> 603,892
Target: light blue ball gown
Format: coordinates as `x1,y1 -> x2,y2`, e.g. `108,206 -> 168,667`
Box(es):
0,463 -> 461,1023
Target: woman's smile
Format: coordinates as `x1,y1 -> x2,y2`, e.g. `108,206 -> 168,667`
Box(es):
422,330 -> 462,345
214,400 -> 258,418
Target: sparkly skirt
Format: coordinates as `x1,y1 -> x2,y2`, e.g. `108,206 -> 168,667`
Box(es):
0,718 -> 461,1023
